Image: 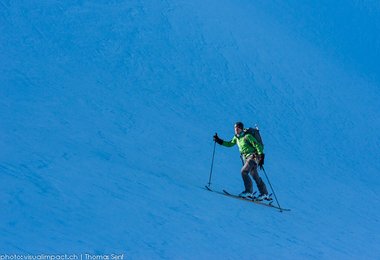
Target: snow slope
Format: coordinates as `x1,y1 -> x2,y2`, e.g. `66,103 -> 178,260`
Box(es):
1,0 -> 379,259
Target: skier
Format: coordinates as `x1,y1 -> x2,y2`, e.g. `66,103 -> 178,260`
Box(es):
213,122 -> 270,200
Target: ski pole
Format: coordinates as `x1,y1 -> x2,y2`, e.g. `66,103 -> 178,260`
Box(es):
262,166 -> 283,212
207,141 -> 217,188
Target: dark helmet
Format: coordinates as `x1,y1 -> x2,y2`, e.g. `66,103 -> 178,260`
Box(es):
234,122 -> 244,130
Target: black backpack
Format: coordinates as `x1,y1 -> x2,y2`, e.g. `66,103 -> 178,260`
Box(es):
243,126 -> 264,149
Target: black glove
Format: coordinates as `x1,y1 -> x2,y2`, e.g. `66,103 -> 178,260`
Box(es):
258,153 -> 265,170
213,133 -> 224,145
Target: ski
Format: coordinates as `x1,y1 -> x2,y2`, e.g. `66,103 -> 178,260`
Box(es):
204,186 -> 290,212
222,189 -> 290,211
223,190 -> 271,203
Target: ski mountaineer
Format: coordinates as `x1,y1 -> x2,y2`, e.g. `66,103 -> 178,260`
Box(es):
213,122 -> 270,200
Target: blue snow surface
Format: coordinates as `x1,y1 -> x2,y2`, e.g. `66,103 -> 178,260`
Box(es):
1,0 -> 380,259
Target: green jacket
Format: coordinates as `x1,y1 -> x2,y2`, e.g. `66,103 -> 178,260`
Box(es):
222,132 -> 263,158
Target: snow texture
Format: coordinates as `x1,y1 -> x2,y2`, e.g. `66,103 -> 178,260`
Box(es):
1,0 -> 379,259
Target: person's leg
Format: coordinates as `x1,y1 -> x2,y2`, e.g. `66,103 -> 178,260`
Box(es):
250,163 -> 268,195
241,156 -> 256,193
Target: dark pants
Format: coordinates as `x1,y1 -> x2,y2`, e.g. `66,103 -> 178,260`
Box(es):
241,155 -> 268,195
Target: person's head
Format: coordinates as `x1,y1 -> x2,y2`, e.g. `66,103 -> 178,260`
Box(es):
234,122 -> 244,135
